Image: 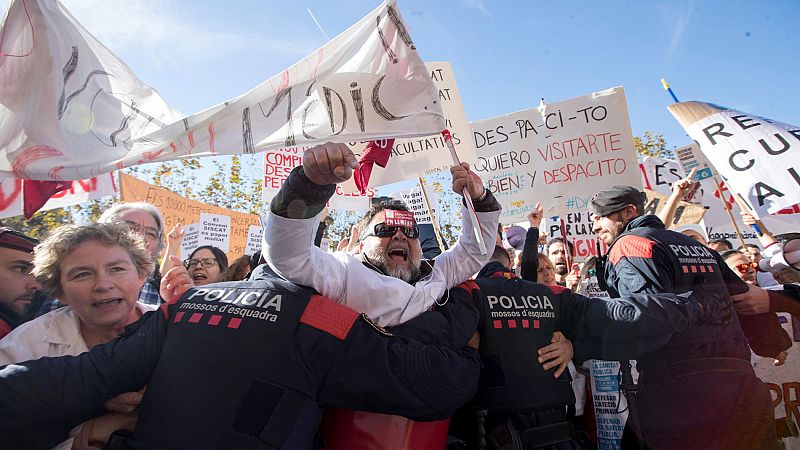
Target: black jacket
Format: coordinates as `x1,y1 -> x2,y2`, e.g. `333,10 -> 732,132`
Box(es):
0,266 -> 481,450
463,261 -> 700,413
601,215 -> 791,371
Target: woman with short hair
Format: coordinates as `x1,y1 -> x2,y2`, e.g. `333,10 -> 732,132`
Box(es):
0,222 -> 158,449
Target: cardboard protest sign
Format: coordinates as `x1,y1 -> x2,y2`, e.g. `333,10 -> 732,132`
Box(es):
589,359 -> 632,450
341,62 -> 477,190
638,155 -> 800,244
674,143 -> 714,181
245,224 -> 264,255
668,102 -> 800,218
119,173 -> 260,259
179,223 -> 200,261
0,173 -> 118,219
752,312 -> 800,450
390,183 -> 438,225
198,213 -> 232,253
0,0 -> 443,180
473,87 -> 641,259
642,189 -> 706,226
262,146 -> 371,211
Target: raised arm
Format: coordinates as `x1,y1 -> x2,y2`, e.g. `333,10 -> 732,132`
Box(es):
433,163 -> 501,289
658,168 -> 697,229
519,204 -> 542,282
263,143 -> 356,301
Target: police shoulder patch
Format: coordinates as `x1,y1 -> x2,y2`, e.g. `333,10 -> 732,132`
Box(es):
360,313 -> 393,337
609,235 -> 656,264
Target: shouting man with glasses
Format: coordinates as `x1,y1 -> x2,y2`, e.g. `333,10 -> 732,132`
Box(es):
263,142 -> 500,449
263,142 -> 500,326
590,185 -> 790,450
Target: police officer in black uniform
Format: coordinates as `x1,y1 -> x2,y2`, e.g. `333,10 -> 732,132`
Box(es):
446,246 -> 710,450
0,264 -> 481,450
590,185 -> 791,450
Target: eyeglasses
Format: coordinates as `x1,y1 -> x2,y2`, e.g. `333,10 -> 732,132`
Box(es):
362,223 -> 420,240
734,262 -> 758,273
184,258 -> 218,269
123,221 -> 162,241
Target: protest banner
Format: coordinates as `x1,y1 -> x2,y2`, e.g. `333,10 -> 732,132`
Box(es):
245,224 -> 264,256
590,360 -> 630,450
389,182 -> 438,225
752,312 -> 800,449
198,213 -> 232,253
474,87 -> 641,259
0,173 -> 117,219
668,102 -> 800,218
339,62 -> 476,191
642,189 -> 706,226
0,0 -> 444,181
179,223 -> 200,261
262,146 -> 371,211
638,155 -> 799,244
119,173 -> 260,259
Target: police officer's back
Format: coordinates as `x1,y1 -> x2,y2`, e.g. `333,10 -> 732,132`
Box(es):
451,247 -> 705,450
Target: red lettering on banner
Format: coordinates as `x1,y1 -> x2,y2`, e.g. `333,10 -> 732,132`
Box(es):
51,177 -> 100,198
639,163 -> 653,190
0,179 -> 22,211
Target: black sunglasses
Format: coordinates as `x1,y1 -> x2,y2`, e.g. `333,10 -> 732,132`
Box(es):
363,223 -> 420,240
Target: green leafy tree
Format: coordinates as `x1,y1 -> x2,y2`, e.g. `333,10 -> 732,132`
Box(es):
634,131 -> 675,159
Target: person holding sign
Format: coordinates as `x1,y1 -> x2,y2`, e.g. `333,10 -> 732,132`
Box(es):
263,141 -> 501,327
589,185 -> 791,450
262,142 -> 500,449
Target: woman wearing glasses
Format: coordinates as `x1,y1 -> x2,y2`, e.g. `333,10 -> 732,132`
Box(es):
722,250 -> 759,286
184,246 -> 228,286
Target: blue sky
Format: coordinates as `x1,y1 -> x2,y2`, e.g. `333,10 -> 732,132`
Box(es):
3,0 -> 799,185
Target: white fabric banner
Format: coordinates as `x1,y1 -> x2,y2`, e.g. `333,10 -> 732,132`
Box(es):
668,102 -> 800,218
0,0 -> 444,180
342,61 -> 476,190
0,172 -> 117,219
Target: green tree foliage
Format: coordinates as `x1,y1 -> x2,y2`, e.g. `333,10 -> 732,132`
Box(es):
634,131 -> 675,159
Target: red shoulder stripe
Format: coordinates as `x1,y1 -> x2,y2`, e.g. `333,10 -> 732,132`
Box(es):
300,294 -> 359,340
159,303 -> 170,319
609,235 -> 656,264
456,280 -> 480,293
547,284 -> 569,294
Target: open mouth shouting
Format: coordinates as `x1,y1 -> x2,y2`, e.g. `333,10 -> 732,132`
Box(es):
387,246 -> 409,263
91,297 -> 124,311
192,272 -> 208,283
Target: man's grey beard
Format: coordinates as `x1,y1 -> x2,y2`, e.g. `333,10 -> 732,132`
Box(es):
554,264 -> 568,276
365,247 -> 422,283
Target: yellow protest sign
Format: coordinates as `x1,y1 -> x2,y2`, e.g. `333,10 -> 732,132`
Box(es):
119,173 -> 261,259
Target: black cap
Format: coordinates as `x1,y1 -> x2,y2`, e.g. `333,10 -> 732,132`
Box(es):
589,186 -> 646,217
0,227 -> 38,253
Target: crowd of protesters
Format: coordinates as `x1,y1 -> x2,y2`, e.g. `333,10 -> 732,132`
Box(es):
0,143 -> 798,450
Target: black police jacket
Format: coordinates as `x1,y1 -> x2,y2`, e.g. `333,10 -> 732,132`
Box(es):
464,261 -> 700,413
0,265 -> 481,450
601,215 -> 790,372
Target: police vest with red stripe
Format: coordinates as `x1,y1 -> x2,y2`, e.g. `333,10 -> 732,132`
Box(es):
472,264 -> 575,413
